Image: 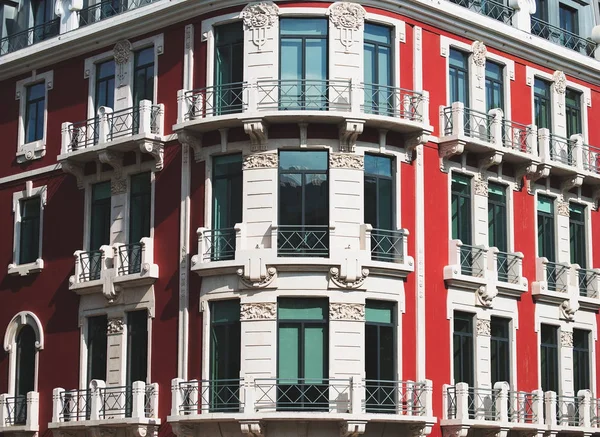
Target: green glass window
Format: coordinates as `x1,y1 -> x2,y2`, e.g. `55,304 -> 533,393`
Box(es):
537,195 -> 555,261
19,197 -> 41,265
534,78 -> 552,131
453,312 -> 474,385
14,325 -> 35,424
278,299 -> 328,411
451,174 -> 472,244
565,89 -> 582,137
573,329 -> 590,393
214,22 -> 244,115
485,61 -> 504,113
364,23 -> 393,115
129,172 -> 151,244
540,324 -> 558,392
90,182 -> 111,250
488,183 -> 507,252
213,154 -> 243,230
25,83 -> 45,143
87,315 -> 107,384
210,300 -> 241,411
449,49 -> 469,105
126,310 -> 148,385
365,301 -> 395,413
569,203 -> 586,268
364,154 -> 393,230
490,317 -> 510,385
133,47 -> 154,106
95,60 -> 115,112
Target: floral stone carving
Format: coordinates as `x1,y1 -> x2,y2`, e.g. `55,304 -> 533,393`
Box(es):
240,303 -> 277,320
329,303 -> 365,321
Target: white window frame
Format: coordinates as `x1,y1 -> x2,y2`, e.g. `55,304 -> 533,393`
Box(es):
15,70 -> 53,163
8,181 -> 46,276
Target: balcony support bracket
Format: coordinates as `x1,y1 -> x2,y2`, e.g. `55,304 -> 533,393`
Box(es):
340,421 -> 367,437
98,150 -> 124,179
177,131 -> 203,162
339,119 -> 365,152
329,265 -> 369,289
476,284 -> 497,308
408,424 -> 434,437
439,140 -> 465,173
478,151 -> 503,171
240,420 -> 265,437
139,140 -> 165,171
525,163 -> 551,194
560,173 -> 584,193
560,297 -> 579,321
61,161 -> 85,189
237,263 -> 277,289
441,425 -> 469,437
243,119 -> 268,152
514,161 -> 539,191
404,132 -> 430,163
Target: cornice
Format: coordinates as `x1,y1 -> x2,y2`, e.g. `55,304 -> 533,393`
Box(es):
1,0 -> 599,84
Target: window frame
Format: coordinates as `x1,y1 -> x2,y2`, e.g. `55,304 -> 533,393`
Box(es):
540,324 -> 559,393
536,193 -> 556,262
490,316 -> 511,385
569,202 -> 587,268
573,328 -> 591,393
485,60 -> 504,113
364,153 -> 395,231
453,311 -> 475,385
450,172 -> 473,245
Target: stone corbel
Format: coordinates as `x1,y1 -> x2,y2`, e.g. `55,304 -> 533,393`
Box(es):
339,119 -> 364,152
442,425 -> 470,437
61,161 -> 85,189
240,420 -> 265,437
88,428 -> 117,437
340,421 -> 367,437
170,423 -> 196,437
593,188 -> 600,211
127,425 -> 158,437
139,140 -> 164,171
478,151 -> 503,171
439,140 -> 465,172
98,150 -> 124,179
236,266 -> 277,289
476,284 -> 497,308
177,131 -> 203,162
329,266 -> 369,289
404,132 -> 430,163
560,174 -> 583,193
514,162 -> 538,191
408,424 -> 433,437
526,163 -> 551,194
243,119 -> 268,151
560,298 -> 579,321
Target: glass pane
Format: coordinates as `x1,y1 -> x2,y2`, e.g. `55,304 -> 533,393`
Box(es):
126,310 -> 148,384
379,326 -> 395,380
19,197 -> 41,264
305,39 -> 326,81
97,60 -> 115,80
377,46 -> 391,86
278,325 -> 299,382
15,325 -> 36,396
365,324 -> 378,379
280,18 -> 328,36
215,22 -> 244,45
365,154 -> 392,176
305,174 -> 328,225
279,151 -> 328,171
211,300 -> 240,323
281,39 -> 302,81
27,83 -> 45,101
279,173 -> 303,225
537,195 -> 553,214
365,23 -> 391,44
365,301 -> 394,324
304,326 -> 325,382
364,44 -> 375,85
90,181 -> 111,250
364,176 -> 377,227
129,172 -> 151,243
278,299 -> 327,320
88,315 -> 108,383
378,179 -> 393,230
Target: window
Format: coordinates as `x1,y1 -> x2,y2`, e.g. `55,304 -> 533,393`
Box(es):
365,301 -> 395,413
25,83 -> 45,144
534,78 -> 552,131
211,155 -> 242,261
210,300 -> 241,411
129,172 -> 151,244
537,195 -> 555,261
90,181 -> 111,251
14,325 -> 36,425
540,324 -> 559,392
559,4 -> 579,36
449,49 -> 469,105
453,312 -> 474,385
95,60 -> 115,112
364,154 -> 393,231
133,47 -> 155,106
18,197 -> 41,265
278,151 -> 329,257
485,61 -> 504,113
488,183 -> 509,280
31,0 -> 56,42
126,311 -> 148,385
214,22 -> 244,114
279,18 -> 328,109
278,299 -> 328,411
569,203 -> 586,268
573,329 -> 590,393
451,174 -> 472,245
565,88 -> 582,137
87,315 -> 108,384
490,317 -> 510,385
364,23 -> 393,115
534,0 -> 549,20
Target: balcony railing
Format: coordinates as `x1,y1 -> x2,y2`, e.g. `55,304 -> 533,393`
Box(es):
545,261 -> 570,292
362,84 -> 425,122
556,395 -> 581,426
116,242 -> 143,276
0,19 -> 59,56
255,378 -> 350,412
502,120 -> 535,153
548,133 -> 574,166
177,380 -> 242,414
62,100 -> 164,154
370,228 -> 406,263
495,250 -> 522,284
582,144 -> 600,174
447,0 -> 514,24
578,268 -> 600,298
443,105 -> 492,142
77,0 -> 157,28
364,380 -> 427,415
200,228 -> 237,262
3,395 -> 27,426
459,244 -> 486,277
508,391 -> 542,424
277,225 -> 329,258
0,392 -> 39,430
52,381 -> 158,423
446,385 -> 500,420
183,83 -> 246,120
77,249 -> 105,282
531,17 -> 597,57
257,79 -> 351,112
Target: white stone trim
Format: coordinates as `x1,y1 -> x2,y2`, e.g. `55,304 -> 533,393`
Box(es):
0,164 -> 61,186
364,12 -> 406,90
3,311 -> 44,395
178,143 -> 191,380
183,24 -> 194,90
15,70 -> 54,163
200,12 -> 240,90
8,182 -> 47,276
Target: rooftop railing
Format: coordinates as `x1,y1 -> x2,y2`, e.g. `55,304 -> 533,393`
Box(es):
447,0 -> 514,24
531,17 -> 597,57
0,19 -> 59,56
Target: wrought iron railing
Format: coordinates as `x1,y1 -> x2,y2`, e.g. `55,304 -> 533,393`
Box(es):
5,395 -> 27,426
254,378 -> 351,412
277,225 -> 329,257
184,83 -> 246,120
364,380 -> 426,415
150,105 -> 162,134
459,244 -> 485,277
77,0 -> 156,27
362,84 -> 425,121
466,387 -> 498,420
548,134 -> 574,166
257,79 -> 351,112
79,250 -> 103,281
109,107 -> 140,140
508,391 -> 537,423
0,19 -> 59,56
117,243 -> 143,275
68,118 -> 99,151
496,251 -> 520,284
502,120 -> 534,153
179,379 -> 242,414
60,389 -> 90,421
582,144 -> 600,174
202,228 -> 237,262
144,384 -> 156,417
591,397 -> 600,427
545,261 -> 569,292
578,268 -> 599,298
443,107 -> 454,136
531,17 -> 597,57
448,0 -> 514,24
446,386 -> 457,419
100,385 -> 133,418
370,228 -> 405,263
464,108 -> 492,142
556,395 -> 580,426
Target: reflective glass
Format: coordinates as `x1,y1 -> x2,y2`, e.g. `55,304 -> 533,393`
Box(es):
365,154 -> 392,176
279,151 -> 327,170
280,18 -> 328,35
365,23 -> 391,44
280,39 -> 302,81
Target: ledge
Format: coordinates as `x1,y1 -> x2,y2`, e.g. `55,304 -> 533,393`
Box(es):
16,140 -> 46,164
7,259 -> 44,276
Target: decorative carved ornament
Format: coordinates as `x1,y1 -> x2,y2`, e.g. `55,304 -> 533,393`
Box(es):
471,41 -> 487,67
557,200 -> 570,217
184,25 -> 193,50
242,153 -> 278,170
240,2 -> 279,49
552,70 -> 567,95
237,266 -> 277,289
107,318 -> 124,334
113,40 -> 132,87
476,319 -> 491,337
329,267 -> 369,289
476,285 -> 497,307
329,303 -> 365,321
560,298 -> 578,321
327,2 -> 365,50
111,178 -> 127,195
473,177 -> 488,197
329,153 -> 364,169
560,331 -> 573,347
240,303 -> 277,321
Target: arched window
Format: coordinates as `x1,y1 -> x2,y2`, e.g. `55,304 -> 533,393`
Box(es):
14,325 -> 36,424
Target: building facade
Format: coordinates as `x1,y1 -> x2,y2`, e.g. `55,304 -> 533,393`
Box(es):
1,0 -> 600,436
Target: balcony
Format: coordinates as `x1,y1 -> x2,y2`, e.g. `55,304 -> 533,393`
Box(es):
69,238 -> 158,300
0,392 -> 39,434
59,100 -> 165,172
168,378 -> 435,435
439,103 -> 538,167
531,18 -> 598,58
50,381 -> 159,433
76,0 -> 158,28
0,20 -> 59,57
277,225 -> 330,258
446,0 -> 515,24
